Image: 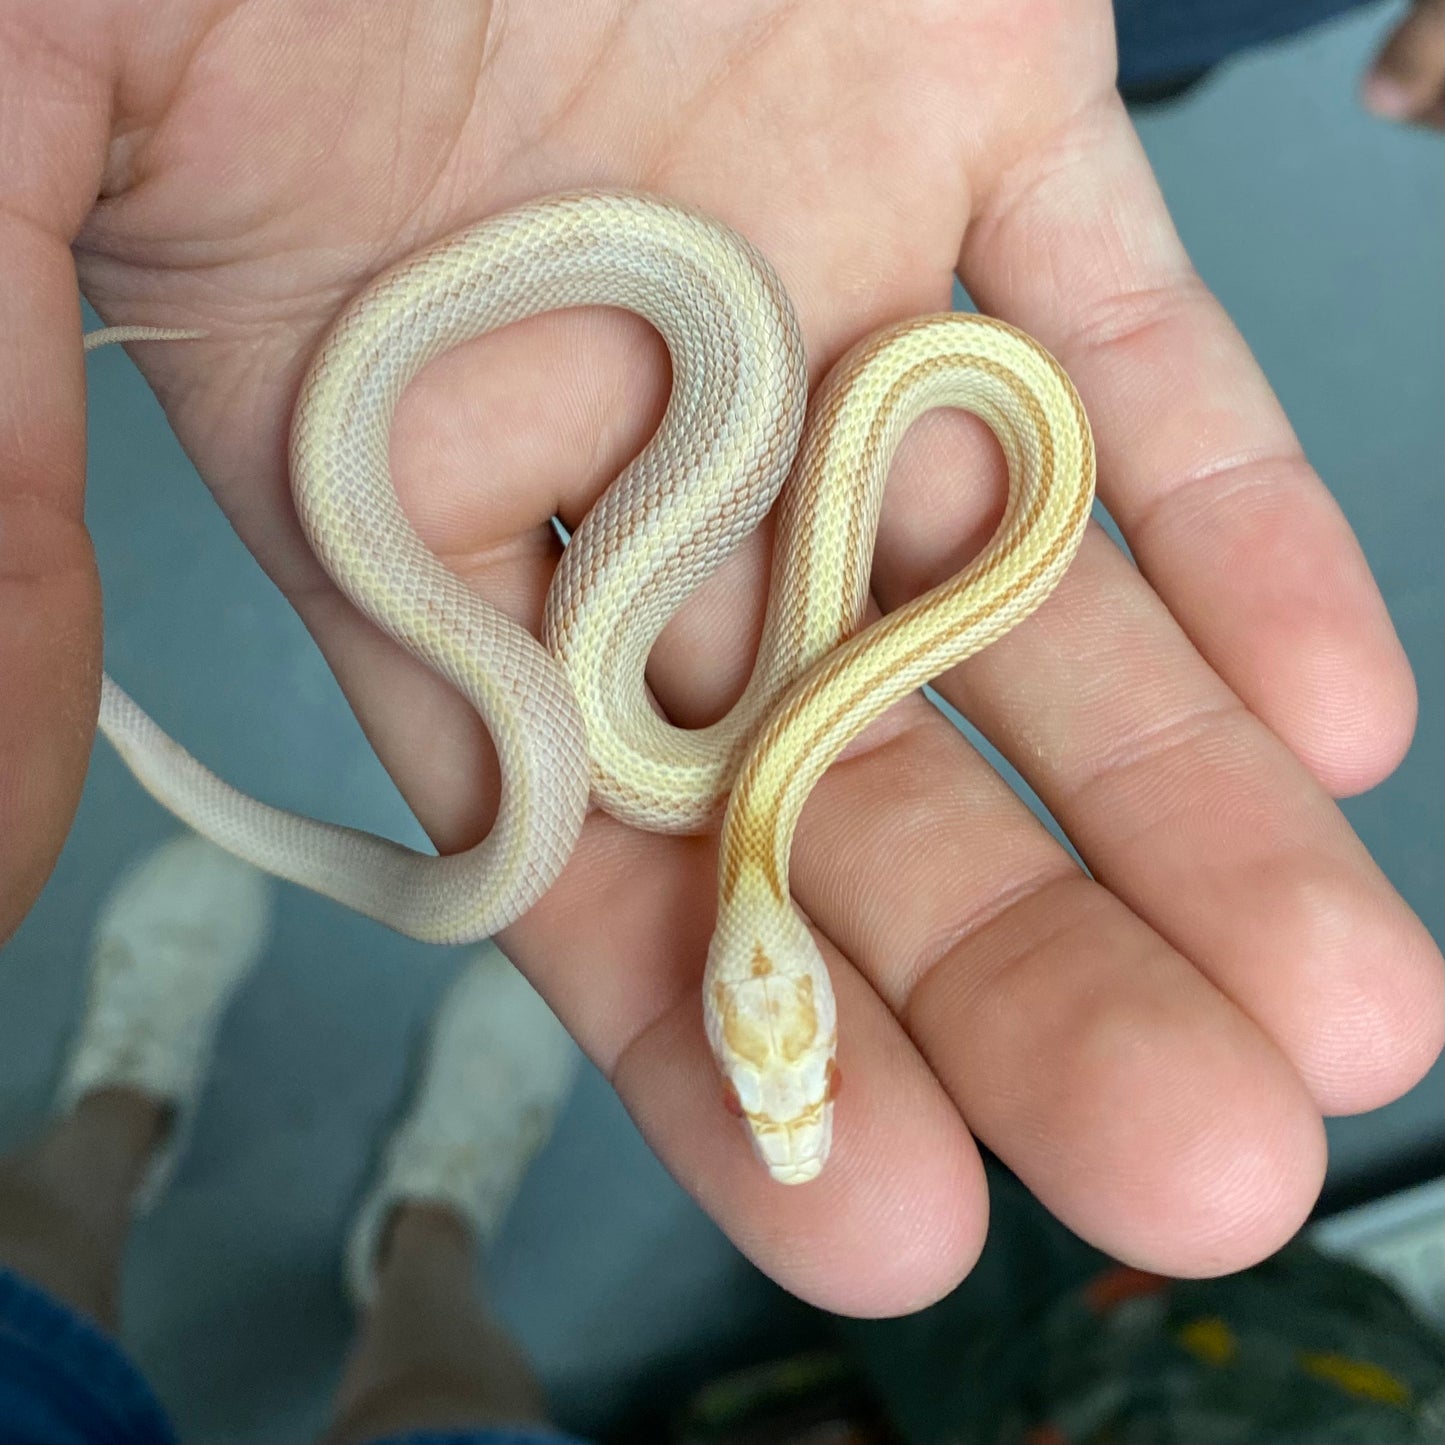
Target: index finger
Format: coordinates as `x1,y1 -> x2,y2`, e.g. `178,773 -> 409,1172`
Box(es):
956,95 -> 1417,797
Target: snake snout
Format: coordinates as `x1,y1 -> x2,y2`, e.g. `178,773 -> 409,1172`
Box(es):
751,1106 -> 833,1185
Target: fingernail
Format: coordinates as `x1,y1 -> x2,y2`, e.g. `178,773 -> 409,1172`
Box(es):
1362,72 -> 1414,118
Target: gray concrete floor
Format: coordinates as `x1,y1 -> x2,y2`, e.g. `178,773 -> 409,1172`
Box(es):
0,5 -> 1439,1441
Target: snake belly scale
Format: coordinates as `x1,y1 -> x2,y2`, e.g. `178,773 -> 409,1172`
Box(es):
89,190 -> 1095,1184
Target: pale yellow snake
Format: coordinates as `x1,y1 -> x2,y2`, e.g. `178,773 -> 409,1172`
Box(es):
88,191 -> 1095,1184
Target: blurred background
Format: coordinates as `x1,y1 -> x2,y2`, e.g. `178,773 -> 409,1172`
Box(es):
0,3 -> 1439,1441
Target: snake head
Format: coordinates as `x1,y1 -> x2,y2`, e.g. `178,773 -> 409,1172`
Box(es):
704,911 -> 839,1184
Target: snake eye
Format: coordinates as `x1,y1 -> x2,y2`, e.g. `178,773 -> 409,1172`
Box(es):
721,1079 -> 745,1117
825,1058 -> 842,1101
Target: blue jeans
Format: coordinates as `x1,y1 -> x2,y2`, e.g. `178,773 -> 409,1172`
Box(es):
0,1269 -> 585,1445
1116,0 -> 1378,88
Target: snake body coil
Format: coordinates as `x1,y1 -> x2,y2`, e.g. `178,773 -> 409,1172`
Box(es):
92,191 -> 1095,1183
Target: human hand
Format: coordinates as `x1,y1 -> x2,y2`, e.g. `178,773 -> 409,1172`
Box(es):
1363,0 -> 1444,128
5,0 -> 1439,1315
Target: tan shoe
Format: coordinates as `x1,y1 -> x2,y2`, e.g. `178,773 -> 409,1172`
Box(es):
55,833 -> 273,1208
347,945 -> 577,1307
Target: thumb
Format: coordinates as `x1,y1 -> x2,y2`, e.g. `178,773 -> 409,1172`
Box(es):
0,20 -> 114,942
1362,0 -> 1445,128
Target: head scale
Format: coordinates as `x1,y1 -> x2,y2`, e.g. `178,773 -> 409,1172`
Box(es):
704,905 -> 839,1184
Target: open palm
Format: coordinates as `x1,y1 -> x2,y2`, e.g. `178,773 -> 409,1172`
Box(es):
4,0 -> 1438,1316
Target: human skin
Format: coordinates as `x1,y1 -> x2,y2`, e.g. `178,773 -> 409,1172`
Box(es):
1363,0 -> 1445,128
1,0 -> 1439,1317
